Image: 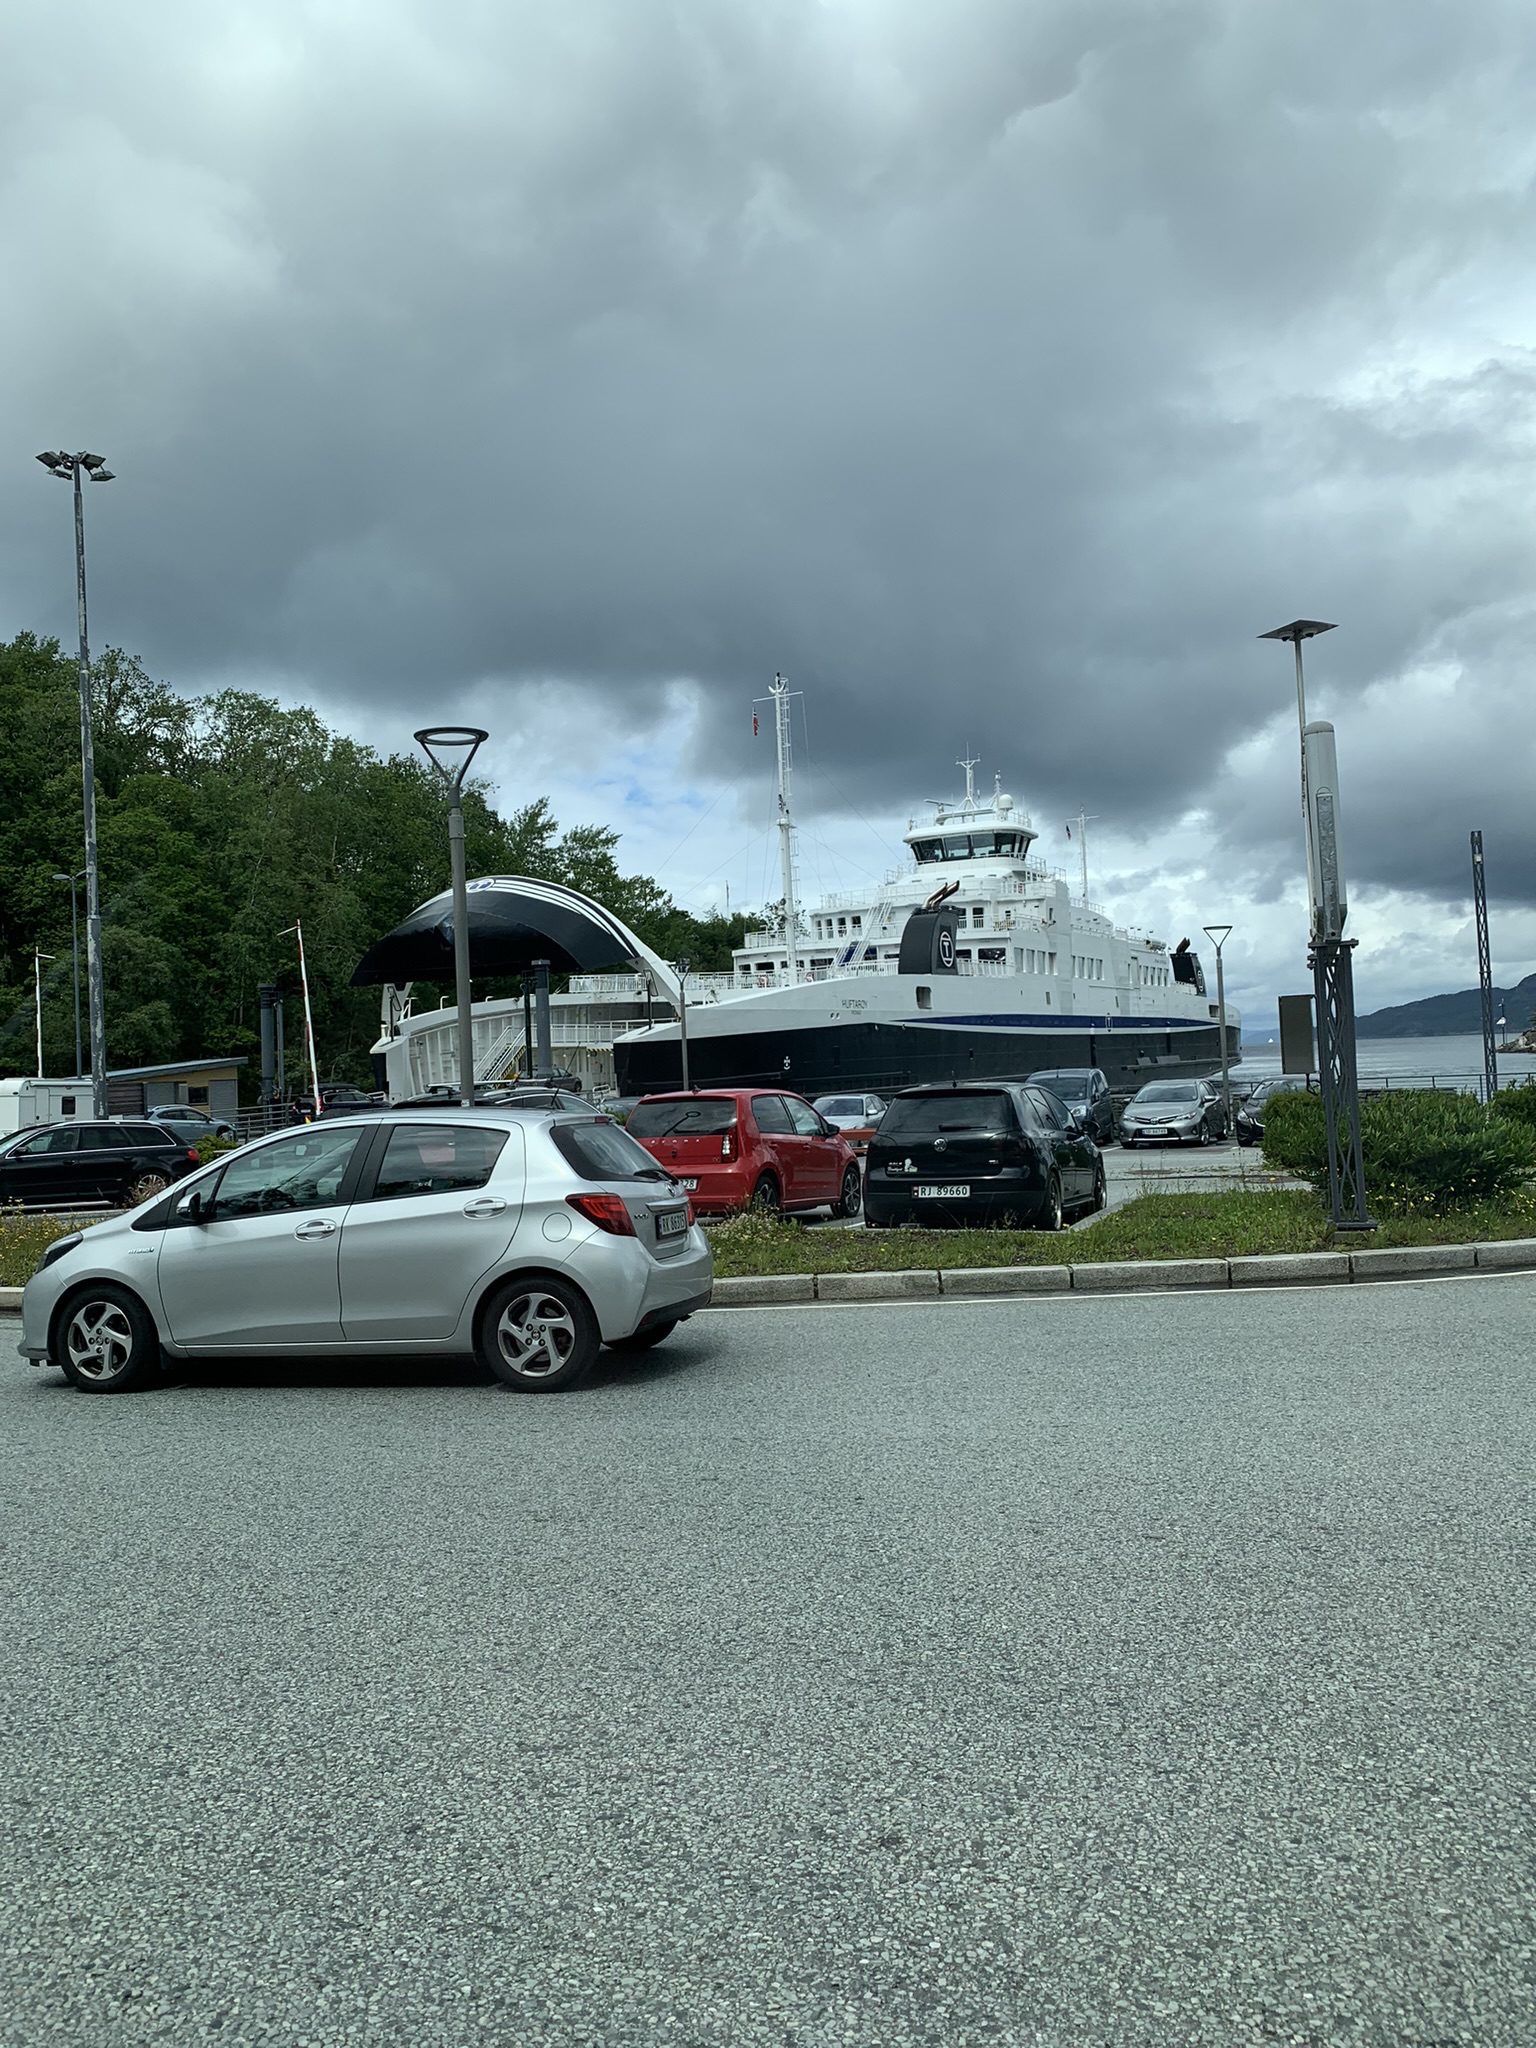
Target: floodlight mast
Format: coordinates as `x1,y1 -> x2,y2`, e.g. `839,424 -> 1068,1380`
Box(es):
36,449 -> 114,1116
415,726 -> 489,1106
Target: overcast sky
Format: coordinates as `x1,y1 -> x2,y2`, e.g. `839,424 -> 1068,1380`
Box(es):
5,0 -> 1535,1028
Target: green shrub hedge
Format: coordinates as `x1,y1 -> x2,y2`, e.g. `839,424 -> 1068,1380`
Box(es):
1492,1078 -> 1536,1137
1263,1086 -> 1536,1214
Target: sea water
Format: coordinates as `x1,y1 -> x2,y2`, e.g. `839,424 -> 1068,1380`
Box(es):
1235,1030 -> 1536,1092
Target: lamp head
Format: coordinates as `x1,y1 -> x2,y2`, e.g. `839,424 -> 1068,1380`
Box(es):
414,726 -> 489,792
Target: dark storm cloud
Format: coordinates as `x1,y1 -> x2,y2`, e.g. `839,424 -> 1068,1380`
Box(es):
4,0 -> 1534,919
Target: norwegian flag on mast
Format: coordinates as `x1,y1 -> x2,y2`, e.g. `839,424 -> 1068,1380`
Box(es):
753,711 -> 759,736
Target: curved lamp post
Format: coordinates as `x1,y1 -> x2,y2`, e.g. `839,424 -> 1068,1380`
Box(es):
37,450 -> 113,1116
415,726 -> 489,1107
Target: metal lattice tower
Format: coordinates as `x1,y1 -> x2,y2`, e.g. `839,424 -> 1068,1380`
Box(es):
1471,831 -> 1498,1103
1311,936 -> 1373,1231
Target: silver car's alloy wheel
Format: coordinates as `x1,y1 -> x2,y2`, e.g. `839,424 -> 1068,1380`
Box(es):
65,1300 -> 136,1383
56,1284 -> 161,1394
495,1291 -> 578,1380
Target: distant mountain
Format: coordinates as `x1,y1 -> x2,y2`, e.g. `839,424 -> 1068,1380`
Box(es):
1356,972 -> 1536,1039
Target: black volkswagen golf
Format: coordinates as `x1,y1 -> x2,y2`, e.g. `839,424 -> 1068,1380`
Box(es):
864,1083 -> 1105,1230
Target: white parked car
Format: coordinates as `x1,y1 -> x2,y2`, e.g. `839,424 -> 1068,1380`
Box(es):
21,1108 -> 712,1396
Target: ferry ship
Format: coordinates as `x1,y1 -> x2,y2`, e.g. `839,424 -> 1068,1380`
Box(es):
372,684 -> 1237,1101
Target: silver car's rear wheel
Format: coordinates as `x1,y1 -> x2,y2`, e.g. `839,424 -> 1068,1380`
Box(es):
479,1276 -> 598,1392
58,1285 -> 161,1393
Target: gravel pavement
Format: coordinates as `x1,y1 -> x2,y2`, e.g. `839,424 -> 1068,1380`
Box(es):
2,1278 -> 1533,2048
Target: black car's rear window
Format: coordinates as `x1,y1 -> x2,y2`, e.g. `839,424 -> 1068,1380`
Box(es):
552,1119 -> 672,1181
627,1099 -> 738,1138
879,1092 -> 1016,1136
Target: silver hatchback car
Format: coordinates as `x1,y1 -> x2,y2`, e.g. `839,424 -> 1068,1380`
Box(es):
20,1109 -> 712,1396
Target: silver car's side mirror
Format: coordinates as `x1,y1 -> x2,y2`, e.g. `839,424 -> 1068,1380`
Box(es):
176,1189 -> 207,1224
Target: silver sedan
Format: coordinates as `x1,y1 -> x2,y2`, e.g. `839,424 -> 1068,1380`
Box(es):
20,1109 -> 712,1395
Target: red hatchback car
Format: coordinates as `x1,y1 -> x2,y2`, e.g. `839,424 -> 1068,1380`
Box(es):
625,1089 -> 863,1218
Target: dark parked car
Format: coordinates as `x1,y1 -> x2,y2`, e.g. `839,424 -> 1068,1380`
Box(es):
0,1120 -> 201,1209
1234,1074 -> 1312,1147
864,1083 -> 1104,1230
1023,1068 -> 1116,1145
146,1103 -> 237,1143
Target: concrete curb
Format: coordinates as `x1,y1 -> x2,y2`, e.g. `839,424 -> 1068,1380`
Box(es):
5,1238 -> 1535,1320
707,1236 -> 1536,1307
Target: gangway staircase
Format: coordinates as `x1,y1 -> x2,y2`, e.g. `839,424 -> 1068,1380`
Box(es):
835,895 -> 897,971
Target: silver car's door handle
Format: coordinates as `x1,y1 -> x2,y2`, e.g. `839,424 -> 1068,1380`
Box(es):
462,1197 -> 508,1218
294,1218 -> 338,1239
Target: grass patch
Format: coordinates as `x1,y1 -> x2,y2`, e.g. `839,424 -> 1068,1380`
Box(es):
707,1187 -> 1536,1277
0,1208 -> 94,1288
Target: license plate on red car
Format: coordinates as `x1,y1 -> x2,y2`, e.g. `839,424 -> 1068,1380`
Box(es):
677,1178 -> 698,1191
917,1184 -> 970,1198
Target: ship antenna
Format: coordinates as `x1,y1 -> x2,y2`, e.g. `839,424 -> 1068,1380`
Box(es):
957,751 -> 980,811
754,672 -> 802,981
1070,809 -> 1100,902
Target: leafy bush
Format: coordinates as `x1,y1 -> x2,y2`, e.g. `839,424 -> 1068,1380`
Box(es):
1492,1078 -> 1536,1137
1265,1086 -> 1536,1214
1258,1089 -> 1327,1179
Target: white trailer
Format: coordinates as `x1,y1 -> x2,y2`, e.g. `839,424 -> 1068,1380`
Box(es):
0,1078 -> 91,1136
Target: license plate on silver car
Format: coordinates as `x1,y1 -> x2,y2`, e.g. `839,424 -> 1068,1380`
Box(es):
656,1210 -> 689,1237
917,1184 -> 969,1198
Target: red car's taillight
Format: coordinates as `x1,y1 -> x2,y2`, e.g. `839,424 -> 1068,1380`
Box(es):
721,1131 -> 733,1159
566,1192 -> 636,1236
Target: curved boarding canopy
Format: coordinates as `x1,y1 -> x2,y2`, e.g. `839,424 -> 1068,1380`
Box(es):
352,875 -> 683,1003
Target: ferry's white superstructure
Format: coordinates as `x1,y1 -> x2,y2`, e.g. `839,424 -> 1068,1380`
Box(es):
613,755 -> 1235,1099
374,742 -> 1235,1101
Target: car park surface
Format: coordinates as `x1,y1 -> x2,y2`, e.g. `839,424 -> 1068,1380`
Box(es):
627,1089 -> 863,1218
20,1108 -> 711,1394
3,1278 -> 1530,2046
864,1082 -> 1104,1229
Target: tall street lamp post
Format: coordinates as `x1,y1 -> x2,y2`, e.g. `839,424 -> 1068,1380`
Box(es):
1259,620 -> 1372,1231
415,727 -> 489,1108
37,450 -> 114,1117
1259,619 -> 1334,940
52,870 -> 84,1078
1202,925 -> 1233,1137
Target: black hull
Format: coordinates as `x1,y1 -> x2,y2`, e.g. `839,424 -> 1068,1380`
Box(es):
615,1017 -> 1240,1100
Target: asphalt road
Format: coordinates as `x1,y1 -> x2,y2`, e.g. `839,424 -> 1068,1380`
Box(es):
2,1278 -> 1533,2048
